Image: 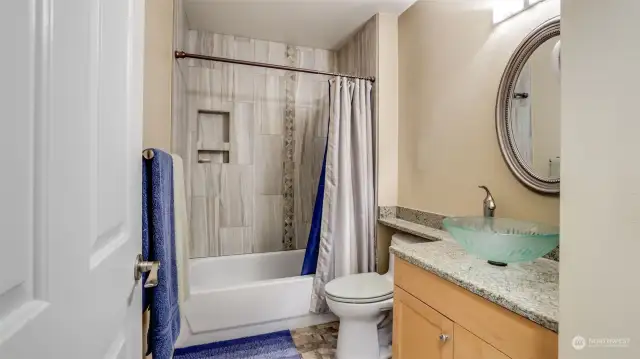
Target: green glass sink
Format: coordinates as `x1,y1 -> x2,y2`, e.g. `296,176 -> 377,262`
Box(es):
443,217 -> 559,265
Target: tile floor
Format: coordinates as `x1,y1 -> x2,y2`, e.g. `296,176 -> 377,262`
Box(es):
291,322 -> 339,359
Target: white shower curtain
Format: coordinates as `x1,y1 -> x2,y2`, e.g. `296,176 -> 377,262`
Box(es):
310,77 -> 375,313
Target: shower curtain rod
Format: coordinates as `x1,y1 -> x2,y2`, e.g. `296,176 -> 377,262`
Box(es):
174,51 -> 376,82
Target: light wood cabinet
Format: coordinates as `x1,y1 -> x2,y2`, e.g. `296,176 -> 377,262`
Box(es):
393,258 -> 558,359
454,324 -> 510,359
393,287 -> 453,359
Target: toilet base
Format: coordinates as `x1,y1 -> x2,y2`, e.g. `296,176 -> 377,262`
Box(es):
327,297 -> 393,359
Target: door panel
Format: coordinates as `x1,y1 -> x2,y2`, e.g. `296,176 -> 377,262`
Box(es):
454,324 -> 510,359
0,0 -> 145,357
393,287 -> 454,359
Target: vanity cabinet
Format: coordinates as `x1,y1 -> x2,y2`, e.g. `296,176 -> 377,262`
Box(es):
393,258 -> 558,359
393,287 -> 453,359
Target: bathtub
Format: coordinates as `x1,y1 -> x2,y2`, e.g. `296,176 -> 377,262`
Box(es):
177,249 -> 337,347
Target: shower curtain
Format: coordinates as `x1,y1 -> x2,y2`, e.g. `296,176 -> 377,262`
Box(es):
303,77 -> 375,313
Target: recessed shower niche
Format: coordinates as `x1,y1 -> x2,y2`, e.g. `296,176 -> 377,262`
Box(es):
197,108 -> 231,164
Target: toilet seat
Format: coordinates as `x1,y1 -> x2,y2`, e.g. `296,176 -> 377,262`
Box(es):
325,273 -> 393,304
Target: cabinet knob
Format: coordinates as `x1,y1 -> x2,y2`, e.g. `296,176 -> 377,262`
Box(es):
439,334 -> 449,342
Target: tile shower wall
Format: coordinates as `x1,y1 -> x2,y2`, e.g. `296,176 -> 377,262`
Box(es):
175,30 -> 336,258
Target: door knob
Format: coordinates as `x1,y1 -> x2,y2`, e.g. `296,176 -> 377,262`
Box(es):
134,254 -> 160,288
439,334 -> 450,342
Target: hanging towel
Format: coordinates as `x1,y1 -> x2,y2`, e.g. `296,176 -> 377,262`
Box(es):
171,154 -> 190,305
142,149 -> 180,359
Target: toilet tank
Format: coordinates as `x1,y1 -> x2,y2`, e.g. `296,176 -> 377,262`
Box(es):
385,233 -> 424,282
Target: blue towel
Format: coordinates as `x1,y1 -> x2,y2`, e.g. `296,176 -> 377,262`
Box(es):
142,149 -> 180,359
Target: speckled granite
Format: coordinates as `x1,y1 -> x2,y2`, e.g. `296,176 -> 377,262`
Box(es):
545,247 -> 559,261
378,206 -> 397,219
379,207 -> 559,262
379,217 -> 452,242
396,207 -> 447,230
390,234 -> 559,332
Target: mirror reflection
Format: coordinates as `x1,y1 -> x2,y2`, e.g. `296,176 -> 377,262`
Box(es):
511,36 -> 561,180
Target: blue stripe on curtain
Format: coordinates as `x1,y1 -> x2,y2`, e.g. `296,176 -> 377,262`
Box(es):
301,80 -> 331,276
301,143 -> 328,275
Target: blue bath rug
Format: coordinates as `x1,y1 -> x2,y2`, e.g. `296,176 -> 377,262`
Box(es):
173,330 -> 300,359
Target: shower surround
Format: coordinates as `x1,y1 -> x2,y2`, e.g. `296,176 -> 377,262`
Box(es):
173,30 -> 336,258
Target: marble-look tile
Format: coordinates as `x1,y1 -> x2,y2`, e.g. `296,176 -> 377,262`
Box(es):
313,49 -> 333,72
295,222 -> 311,250
295,75 -> 317,108
254,135 -> 283,195
221,34 -> 235,102
254,40 -> 269,67
257,75 -> 285,135
314,81 -> 330,137
220,165 -> 253,227
191,163 -> 221,198
230,103 -> 254,164
172,66 -> 188,161
294,107 -> 321,224
197,111 -> 229,148
296,46 -> 315,69
234,37 -> 254,61
219,227 -> 253,256
186,30 -> 198,67
336,17 -> 376,77
191,31 -> 223,69
189,67 -> 224,111
254,195 -> 284,253
234,69 -> 254,103
267,41 -> 287,76
190,196 -> 219,258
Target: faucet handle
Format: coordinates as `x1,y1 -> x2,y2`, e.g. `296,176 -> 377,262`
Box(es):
478,185 -> 496,217
478,185 -> 491,197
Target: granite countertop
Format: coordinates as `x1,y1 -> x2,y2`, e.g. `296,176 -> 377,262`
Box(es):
379,217 -> 451,242
389,232 -> 559,332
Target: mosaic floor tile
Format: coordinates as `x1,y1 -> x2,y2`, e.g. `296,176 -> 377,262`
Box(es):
291,322 -> 339,359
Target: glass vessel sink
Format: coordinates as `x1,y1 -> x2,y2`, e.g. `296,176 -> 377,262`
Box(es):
443,217 -> 559,266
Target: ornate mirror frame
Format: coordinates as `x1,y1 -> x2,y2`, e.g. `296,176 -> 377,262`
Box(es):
496,16 -> 560,194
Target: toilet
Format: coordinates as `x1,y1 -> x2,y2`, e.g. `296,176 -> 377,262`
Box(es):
325,250 -> 396,359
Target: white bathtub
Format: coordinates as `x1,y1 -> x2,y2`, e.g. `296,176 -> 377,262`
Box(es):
178,249 -> 336,347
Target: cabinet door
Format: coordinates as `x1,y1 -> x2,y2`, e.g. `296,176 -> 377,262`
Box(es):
393,286 -> 454,359
454,324 -> 510,359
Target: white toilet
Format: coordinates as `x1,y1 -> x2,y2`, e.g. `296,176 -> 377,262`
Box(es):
325,251 -> 395,359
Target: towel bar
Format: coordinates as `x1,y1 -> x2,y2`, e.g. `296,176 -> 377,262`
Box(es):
142,149 -> 155,159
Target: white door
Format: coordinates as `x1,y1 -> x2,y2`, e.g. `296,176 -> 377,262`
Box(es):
0,0 -> 145,358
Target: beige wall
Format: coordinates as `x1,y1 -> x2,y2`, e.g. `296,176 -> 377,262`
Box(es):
530,39 -> 561,176
398,0 -> 559,225
143,0 -> 174,151
560,0 -> 640,357
376,13 -> 399,208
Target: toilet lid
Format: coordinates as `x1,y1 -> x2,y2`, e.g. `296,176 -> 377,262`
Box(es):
325,273 -> 393,301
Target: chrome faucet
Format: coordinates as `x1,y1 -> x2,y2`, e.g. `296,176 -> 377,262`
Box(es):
478,185 -> 496,217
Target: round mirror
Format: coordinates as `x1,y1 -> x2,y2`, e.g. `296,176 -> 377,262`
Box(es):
496,17 -> 560,194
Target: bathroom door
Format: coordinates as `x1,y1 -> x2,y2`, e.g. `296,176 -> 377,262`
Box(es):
0,0 -> 145,358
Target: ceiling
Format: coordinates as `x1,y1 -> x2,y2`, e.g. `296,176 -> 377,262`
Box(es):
184,0 -> 418,50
